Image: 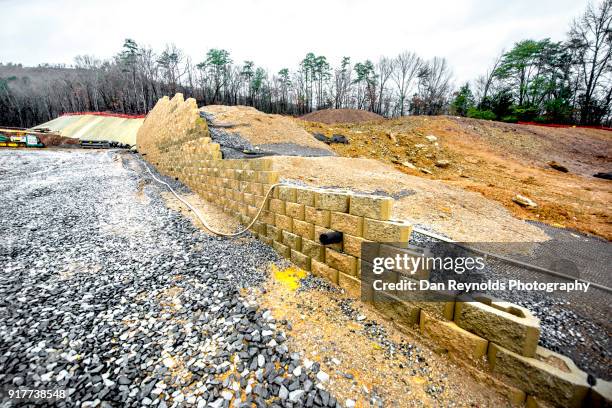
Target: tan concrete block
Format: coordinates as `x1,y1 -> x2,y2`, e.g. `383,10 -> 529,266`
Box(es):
275,214 -> 293,232
259,236 -> 272,246
250,158 -> 273,171
338,272 -> 361,298
285,202 -> 305,220
454,294 -> 541,357
301,238 -> 325,262
244,170 -> 256,182
331,212 -> 364,236
343,234 -> 369,258
258,171 -> 279,184
488,344 -> 589,408
295,188 -> 316,206
314,190 -> 349,212
269,198 -> 286,215
249,182 -> 264,196
247,205 -> 258,218
325,248 -> 357,276
417,301 -> 456,321
349,194 -> 394,220
272,241 -> 290,258
259,210 -> 275,225
373,292 -> 421,326
278,186 -> 297,202
363,218 -> 412,242
243,192 -> 254,206
378,244 -> 431,280
293,219 -> 315,240
290,250 -> 311,271
282,230 -> 302,251
419,310 -> 488,361
253,195 -> 265,208
266,225 -> 282,241
305,206 -> 331,227
249,220 -> 265,235
311,259 -> 339,284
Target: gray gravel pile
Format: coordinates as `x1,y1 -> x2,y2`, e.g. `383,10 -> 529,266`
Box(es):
0,150 -> 343,407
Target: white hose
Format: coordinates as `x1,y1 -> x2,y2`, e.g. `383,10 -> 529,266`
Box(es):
143,161 -> 282,237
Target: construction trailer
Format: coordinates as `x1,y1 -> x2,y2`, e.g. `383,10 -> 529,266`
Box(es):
0,128 -> 45,148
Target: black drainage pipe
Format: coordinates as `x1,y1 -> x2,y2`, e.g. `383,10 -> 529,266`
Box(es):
319,231 -> 343,245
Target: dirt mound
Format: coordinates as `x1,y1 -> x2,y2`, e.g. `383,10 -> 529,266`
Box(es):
200,105 -> 333,157
299,109 -> 384,124
297,116 -> 612,240
271,156 -> 548,242
37,133 -> 80,147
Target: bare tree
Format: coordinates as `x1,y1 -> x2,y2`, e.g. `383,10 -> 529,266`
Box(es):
568,0 -> 612,124
391,51 -> 421,116
416,57 -> 453,115
375,56 -> 394,114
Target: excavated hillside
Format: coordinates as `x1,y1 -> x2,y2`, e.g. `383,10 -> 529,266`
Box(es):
196,105 -> 549,242
299,108 -> 384,124
299,115 -> 612,240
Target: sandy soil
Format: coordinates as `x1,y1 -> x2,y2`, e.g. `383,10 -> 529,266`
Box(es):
298,116 -> 612,240
299,109 -> 384,124
271,156 -> 549,242
200,105 -> 332,151
255,269 -> 523,407
160,191 -> 241,236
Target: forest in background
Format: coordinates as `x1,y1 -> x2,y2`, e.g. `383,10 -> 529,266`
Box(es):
0,1 -> 610,128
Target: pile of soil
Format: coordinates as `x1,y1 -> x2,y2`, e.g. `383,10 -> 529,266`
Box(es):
299,109 -> 384,124
271,156 -> 549,242
37,134 -> 80,147
201,105 -> 333,157
297,116 -> 612,240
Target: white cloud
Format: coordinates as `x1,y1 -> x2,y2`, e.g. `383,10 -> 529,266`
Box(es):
0,0 -> 589,83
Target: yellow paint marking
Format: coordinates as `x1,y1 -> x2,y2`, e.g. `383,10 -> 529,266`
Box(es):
271,265 -> 307,291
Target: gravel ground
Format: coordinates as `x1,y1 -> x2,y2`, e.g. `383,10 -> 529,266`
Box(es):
0,149 -> 343,407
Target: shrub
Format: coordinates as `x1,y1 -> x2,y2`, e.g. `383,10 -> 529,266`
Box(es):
467,107 -> 496,121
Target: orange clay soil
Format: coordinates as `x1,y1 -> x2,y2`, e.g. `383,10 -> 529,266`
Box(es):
298,116 -> 612,240
299,108 -> 384,124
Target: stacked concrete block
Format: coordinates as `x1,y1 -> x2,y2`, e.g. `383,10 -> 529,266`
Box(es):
419,310 -> 489,362
454,294 -> 541,357
488,344 -> 590,408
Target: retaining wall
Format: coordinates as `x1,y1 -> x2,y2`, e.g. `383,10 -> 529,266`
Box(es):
137,94 -> 610,408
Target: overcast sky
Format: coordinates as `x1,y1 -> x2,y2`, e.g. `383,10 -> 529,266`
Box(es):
1,0 -> 588,84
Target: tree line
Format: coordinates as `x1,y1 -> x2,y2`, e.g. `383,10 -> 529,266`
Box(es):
451,0 -> 612,125
0,0 -> 609,128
